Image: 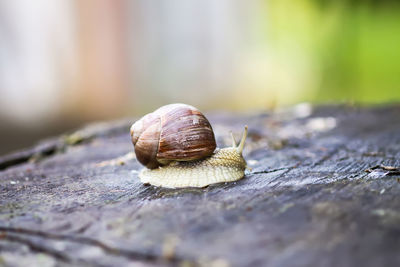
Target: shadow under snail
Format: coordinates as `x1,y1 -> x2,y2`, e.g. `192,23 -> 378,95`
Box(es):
130,103 -> 248,188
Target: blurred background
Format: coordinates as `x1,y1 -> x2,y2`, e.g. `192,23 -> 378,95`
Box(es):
0,0 -> 399,155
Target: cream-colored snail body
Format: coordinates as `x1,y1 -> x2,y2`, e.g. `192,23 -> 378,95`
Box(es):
130,103 -> 248,188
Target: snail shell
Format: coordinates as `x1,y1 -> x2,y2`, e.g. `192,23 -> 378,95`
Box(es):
130,104 -> 216,169
130,103 -> 248,188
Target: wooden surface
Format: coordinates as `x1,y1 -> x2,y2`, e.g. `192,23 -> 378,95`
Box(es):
1,105 -> 400,267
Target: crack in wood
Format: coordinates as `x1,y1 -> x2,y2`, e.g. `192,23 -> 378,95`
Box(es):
0,142 -> 60,171
250,165 -> 299,175
0,226 -> 183,264
1,233 -> 76,263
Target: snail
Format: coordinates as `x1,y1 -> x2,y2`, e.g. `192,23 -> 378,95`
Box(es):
130,103 -> 248,188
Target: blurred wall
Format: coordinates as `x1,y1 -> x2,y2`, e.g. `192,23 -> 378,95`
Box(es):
0,0 -> 399,155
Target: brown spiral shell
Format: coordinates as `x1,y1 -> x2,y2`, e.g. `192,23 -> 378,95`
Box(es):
130,104 -> 216,169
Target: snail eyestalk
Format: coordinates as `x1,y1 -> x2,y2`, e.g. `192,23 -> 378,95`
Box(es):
237,126 -> 248,154
230,131 -> 237,147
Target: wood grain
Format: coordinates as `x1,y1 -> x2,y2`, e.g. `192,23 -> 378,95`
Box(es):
1,105 -> 400,267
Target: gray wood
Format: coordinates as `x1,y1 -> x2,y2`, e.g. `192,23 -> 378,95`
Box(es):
1,105 -> 400,267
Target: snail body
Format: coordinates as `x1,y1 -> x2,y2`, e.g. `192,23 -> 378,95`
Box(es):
130,104 -> 248,188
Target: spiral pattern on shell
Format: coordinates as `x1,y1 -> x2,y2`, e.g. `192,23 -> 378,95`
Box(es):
130,104 -> 217,169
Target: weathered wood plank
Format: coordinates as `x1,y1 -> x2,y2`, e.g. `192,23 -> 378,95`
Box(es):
1,105 -> 400,266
